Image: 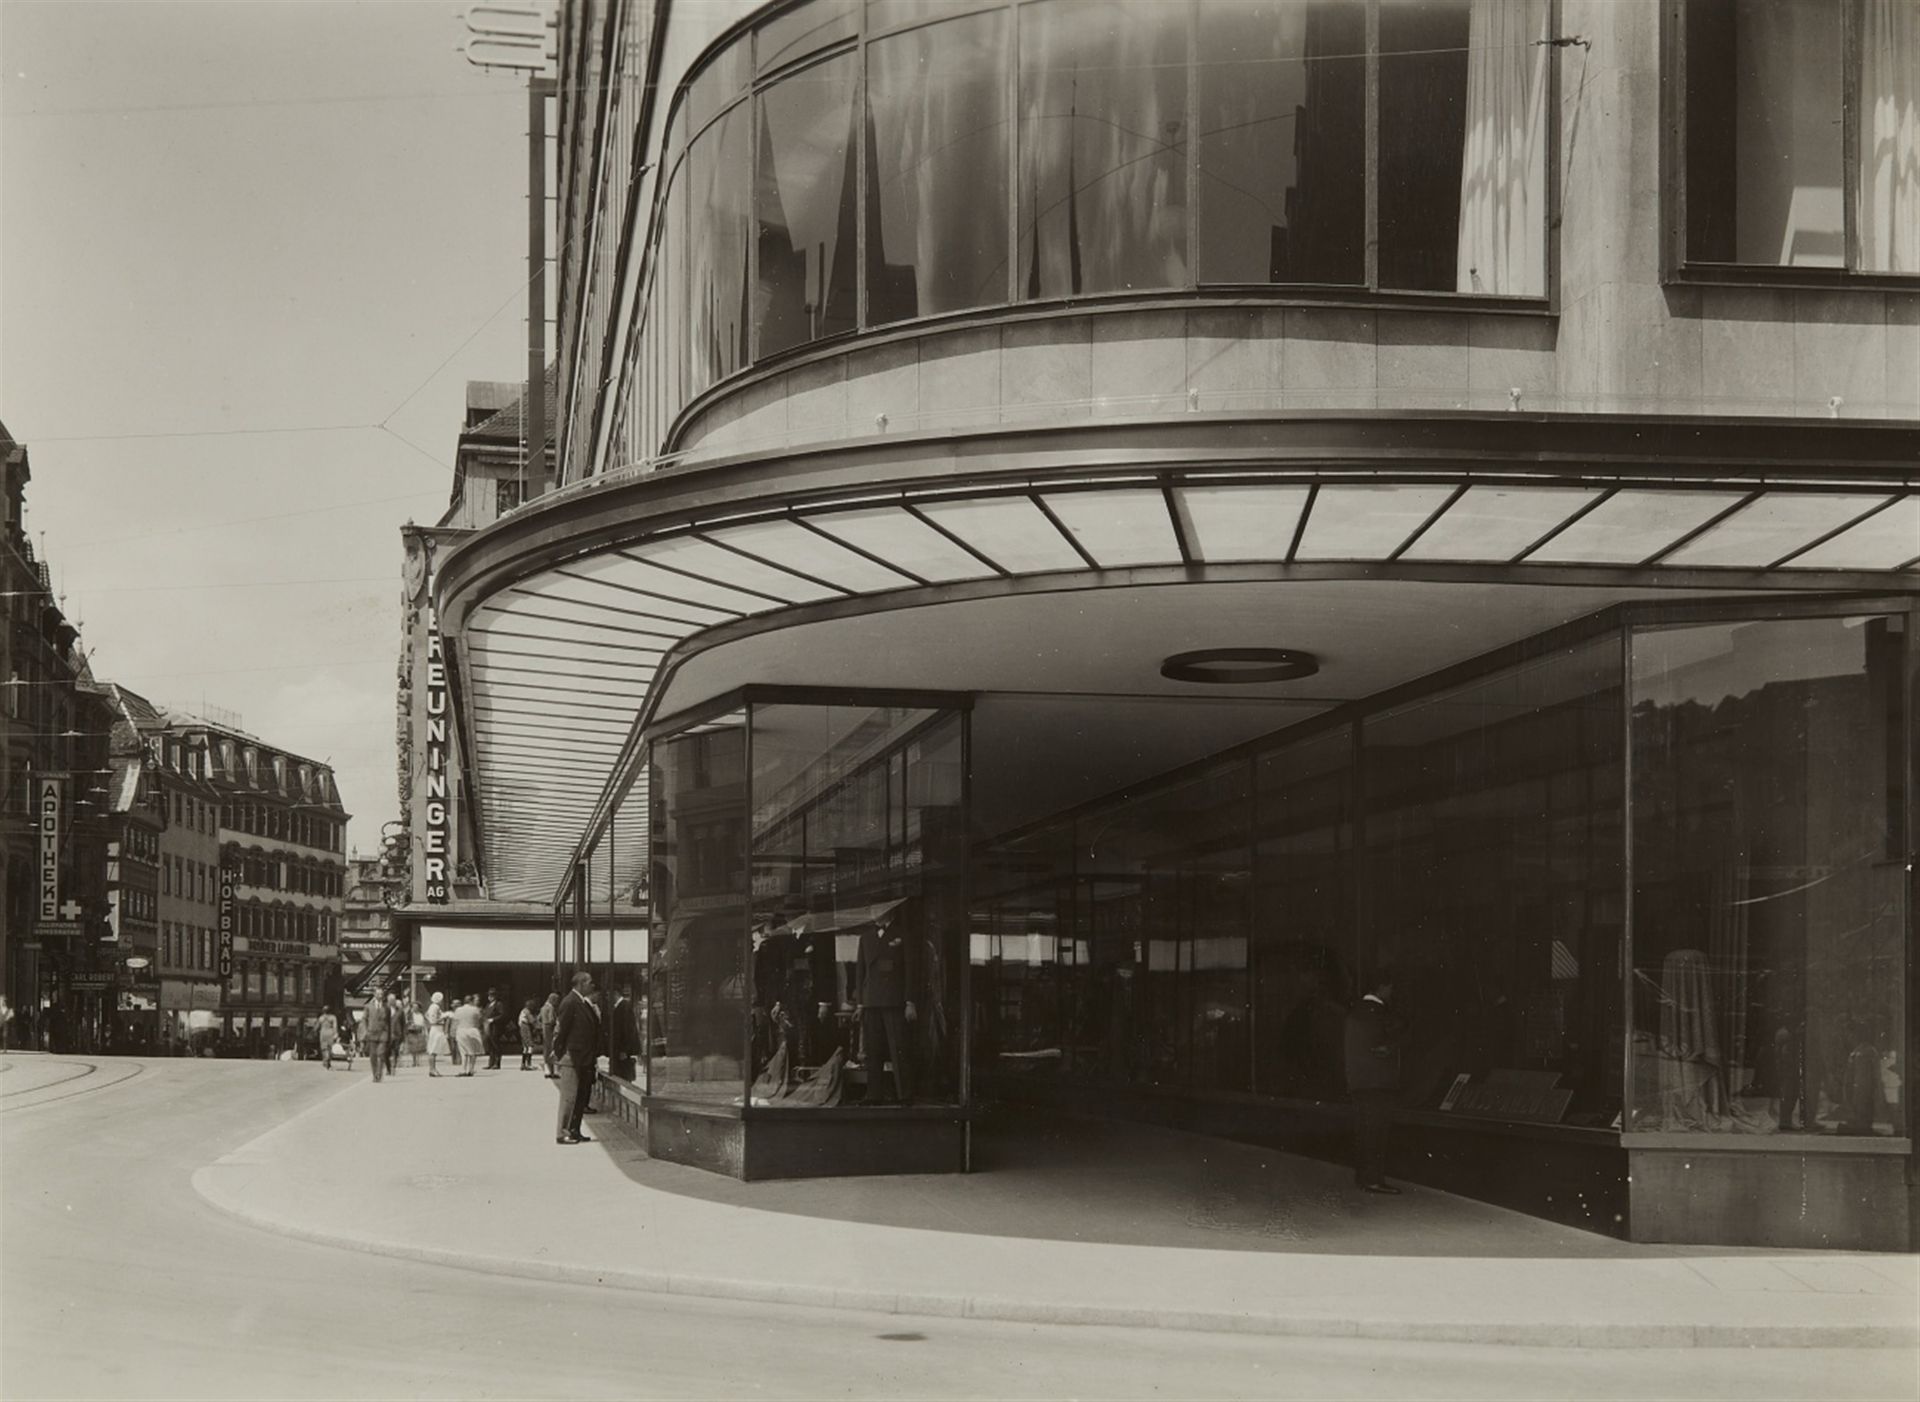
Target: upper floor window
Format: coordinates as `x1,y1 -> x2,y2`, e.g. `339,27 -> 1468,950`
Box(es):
634,0 -> 1555,451
1671,0 -> 1919,279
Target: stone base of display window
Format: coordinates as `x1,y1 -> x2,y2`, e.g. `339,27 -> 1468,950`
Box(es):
1626,1142 -> 1912,1251
645,1096 -> 971,1180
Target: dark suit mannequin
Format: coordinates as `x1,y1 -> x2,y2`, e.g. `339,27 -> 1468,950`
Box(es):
858,912 -> 918,1104
553,973 -> 602,1143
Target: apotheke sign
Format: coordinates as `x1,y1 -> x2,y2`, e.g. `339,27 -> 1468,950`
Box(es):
36,774 -> 64,923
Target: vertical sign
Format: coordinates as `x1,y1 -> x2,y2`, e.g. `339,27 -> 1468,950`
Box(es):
36,775 -> 63,921
218,864 -> 234,978
424,604 -> 450,902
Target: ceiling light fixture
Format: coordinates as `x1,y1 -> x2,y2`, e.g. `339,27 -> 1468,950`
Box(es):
1160,648 -> 1320,685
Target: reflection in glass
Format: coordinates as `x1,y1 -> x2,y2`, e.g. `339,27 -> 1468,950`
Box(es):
658,166 -> 687,429
1074,764 -> 1252,1093
1365,640 -> 1624,1123
1629,616 -> 1907,1136
1685,0 -> 1845,267
1380,0 -> 1548,294
867,10 -> 1011,322
1017,0 -> 1189,299
686,37 -> 751,133
1195,1 -> 1363,285
748,704 -> 967,1107
756,0 -> 857,75
686,105 -> 752,395
756,54 -> 859,357
648,715 -> 749,1103
1252,726 -> 1353,1098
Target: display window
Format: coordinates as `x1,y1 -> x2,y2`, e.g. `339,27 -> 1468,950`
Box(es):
1628,612 -> 1908,1137
642,694 -> 970,1111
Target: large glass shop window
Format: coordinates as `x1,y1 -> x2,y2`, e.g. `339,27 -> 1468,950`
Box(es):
1251,724 -> 1355,1098
1065,764 -> 1252,1093
647,714 -> 749,1104
866,8 -> 1011,322
1017,0 -> 1190,298
747,703 -> 967,1107
1194,0 -> 1364,286
1629,614 -> 1908,1138
1364,639 -> 1625,1125
755,53 -> 860,356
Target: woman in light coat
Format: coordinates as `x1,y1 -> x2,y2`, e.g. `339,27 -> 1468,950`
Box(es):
450,994 -> 487,1076
425,991 -> 451,1077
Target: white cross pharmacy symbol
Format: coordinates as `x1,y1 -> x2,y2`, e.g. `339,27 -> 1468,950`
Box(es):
58,899 -> 82,921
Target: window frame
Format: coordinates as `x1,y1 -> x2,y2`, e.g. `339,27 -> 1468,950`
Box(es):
1661,0 -> 1919,289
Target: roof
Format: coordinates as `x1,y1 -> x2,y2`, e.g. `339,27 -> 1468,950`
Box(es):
461,363 -> 560,448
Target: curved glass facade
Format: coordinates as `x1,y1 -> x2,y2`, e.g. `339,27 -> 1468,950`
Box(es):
618,0 -> 1552,469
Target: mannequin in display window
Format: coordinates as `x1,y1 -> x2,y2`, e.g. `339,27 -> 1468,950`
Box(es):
857,908 -> 918,1105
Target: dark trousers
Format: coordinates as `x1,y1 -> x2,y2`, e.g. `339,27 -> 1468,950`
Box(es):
364,1036 -> 387,1082
1351,1089 -> 1395,1185
557,1060 -> 593,1138
861,1006 -> 912,1103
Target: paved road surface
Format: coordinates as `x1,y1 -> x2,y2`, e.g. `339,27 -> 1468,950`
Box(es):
1,1056 -> 1911,1400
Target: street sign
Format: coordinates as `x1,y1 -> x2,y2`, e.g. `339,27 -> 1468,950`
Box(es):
69,975 -> 114,991
34,921 -> 83,939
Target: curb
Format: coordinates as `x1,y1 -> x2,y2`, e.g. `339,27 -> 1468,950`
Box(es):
187,1161 -> 1917,1351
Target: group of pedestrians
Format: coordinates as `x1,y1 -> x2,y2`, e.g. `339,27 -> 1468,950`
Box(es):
344,991 -> 429,1081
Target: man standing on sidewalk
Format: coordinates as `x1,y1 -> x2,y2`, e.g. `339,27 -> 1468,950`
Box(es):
361,995 -> 391,1084
1344,971 -> 1403,1194
484,988 -> 507,1070
553,972 -> 602,1144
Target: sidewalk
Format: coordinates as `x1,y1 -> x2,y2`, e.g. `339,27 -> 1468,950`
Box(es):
191,1062 -> 1918,1349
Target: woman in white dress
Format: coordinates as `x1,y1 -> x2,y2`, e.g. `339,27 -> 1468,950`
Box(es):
425,991 -> 451,1077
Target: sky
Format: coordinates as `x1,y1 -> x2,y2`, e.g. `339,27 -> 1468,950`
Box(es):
1,0 -> 540,856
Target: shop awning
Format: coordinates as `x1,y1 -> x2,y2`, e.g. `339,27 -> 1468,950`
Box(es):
439,423 -> 1920,910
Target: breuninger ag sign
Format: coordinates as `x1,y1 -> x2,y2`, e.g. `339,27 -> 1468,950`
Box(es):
424,605 -> 450,903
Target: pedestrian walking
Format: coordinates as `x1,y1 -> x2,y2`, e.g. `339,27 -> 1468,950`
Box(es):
317,1010 -> 339,1069
484,988 -> 507,1070
384,992 -> 404,1076
553,972 -> 602,1143
361,996 -> 392,1084
518,1000 -> 539,1071
1344,971 -> 1404,1194
451,994 -> 486,1076
539,992 -> 560,1079
405,999 -> 425,1066
425,991 -> 450,1076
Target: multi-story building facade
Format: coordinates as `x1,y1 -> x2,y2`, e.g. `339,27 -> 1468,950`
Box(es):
103,688 -> 164,1048
212,730 -> 348,1051
149,724 -> 226,1048
427,1 -> 1919,1249
116,715 -> 348,1051
2,421 -> 117,1052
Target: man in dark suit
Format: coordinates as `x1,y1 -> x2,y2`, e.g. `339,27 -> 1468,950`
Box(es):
484,988 -> 507,1070
553,971 -> 603,1144
1344,971 -> 1404,1194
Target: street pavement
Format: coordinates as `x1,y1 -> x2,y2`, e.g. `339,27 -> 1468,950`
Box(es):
191,1051 -> 1918,1349
2,1051 -> 1915,1401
